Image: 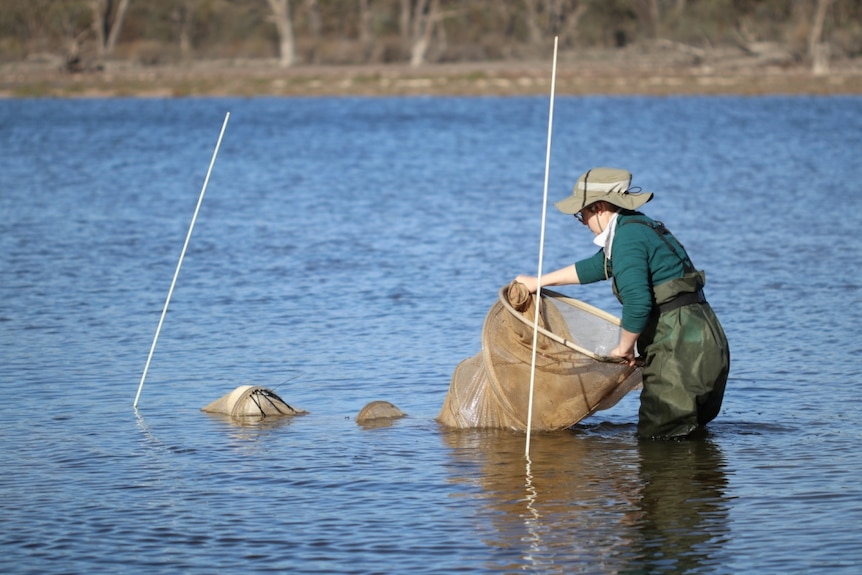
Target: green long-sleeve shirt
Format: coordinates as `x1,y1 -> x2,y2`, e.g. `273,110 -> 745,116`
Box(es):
574,213 -> 691,334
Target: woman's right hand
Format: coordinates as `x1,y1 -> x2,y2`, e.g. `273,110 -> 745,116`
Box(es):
514,275 -> 538,294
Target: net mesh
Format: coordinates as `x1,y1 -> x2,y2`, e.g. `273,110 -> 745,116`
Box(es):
437,282 -> 642,432
202,385 -> 307,418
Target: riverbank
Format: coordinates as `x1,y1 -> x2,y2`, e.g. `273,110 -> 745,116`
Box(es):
3,48 -> 862,97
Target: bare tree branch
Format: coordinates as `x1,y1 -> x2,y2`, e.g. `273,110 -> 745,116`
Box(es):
105,0 -> 129,56
809,0 -> 832,74
407,0 -> 441,67
266,0 -> 295,67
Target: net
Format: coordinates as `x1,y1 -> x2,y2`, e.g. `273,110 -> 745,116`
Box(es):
202,385 -> 308,418
437,282 -> 642,432
356,400 -> 406,424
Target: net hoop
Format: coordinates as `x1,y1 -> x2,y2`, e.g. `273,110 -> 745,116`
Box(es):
496,286 -> 629,364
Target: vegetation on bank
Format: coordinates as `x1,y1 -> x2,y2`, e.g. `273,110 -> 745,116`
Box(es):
2,0 -> 859,69
2,1 -> 861,97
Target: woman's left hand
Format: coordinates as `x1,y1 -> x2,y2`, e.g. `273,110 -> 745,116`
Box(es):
611,329 -> 640,367
610,345 -> 637,367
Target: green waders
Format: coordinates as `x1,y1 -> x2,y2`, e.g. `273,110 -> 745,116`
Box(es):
614,219 -> 730,439
636,272 -> 730,438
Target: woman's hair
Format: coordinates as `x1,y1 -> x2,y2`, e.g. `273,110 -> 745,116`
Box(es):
592,200 -> 618,213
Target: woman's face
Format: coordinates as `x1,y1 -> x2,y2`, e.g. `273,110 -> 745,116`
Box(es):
575,204 -> 599,233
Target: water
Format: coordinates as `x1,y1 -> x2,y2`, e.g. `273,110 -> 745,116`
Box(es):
1,95 -> 861,574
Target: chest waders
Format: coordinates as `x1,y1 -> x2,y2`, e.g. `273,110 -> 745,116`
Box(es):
612,219 -> 730,439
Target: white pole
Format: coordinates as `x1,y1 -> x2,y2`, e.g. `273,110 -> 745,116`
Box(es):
525,38 -> 558,457
134,112 -> 230,409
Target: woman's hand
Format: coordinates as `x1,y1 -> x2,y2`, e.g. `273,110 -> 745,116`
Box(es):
610,345 -> 636,367
611,329 -> 640,367
514,265 -> 580,295
514,275 -> 538,294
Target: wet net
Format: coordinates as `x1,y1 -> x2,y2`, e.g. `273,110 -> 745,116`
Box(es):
202,385 -> 307,418
437,282 -> 642,432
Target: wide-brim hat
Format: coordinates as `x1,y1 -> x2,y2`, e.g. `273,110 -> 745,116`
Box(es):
554,167 -> 653,214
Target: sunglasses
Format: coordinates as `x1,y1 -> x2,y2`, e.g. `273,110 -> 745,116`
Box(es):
574,206 -> 593,224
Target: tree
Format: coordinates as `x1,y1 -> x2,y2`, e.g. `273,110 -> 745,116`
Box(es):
89,0 -> 130,62
523,0 -> 588,48
808,0 -> 832,75
358,0 -> 373,58
303,0 -> 321,62
400,0 -> 441,66
635,0 -> 660,39
172,0 -> 199,62
266,0 -> 295,66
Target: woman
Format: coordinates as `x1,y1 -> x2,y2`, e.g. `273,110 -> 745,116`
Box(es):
515,167 -> 729,439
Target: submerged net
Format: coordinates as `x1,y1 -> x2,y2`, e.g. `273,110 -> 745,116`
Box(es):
201,385 -> 307,418
438,282 -> 642,432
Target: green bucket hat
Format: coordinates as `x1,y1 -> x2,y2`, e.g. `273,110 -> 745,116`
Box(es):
554,167 -> 653,214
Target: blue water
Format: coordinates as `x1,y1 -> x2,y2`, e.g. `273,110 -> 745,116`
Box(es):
1,95 -> 861,574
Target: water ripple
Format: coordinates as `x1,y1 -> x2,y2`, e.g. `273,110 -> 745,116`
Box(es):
2,96 -> 862,574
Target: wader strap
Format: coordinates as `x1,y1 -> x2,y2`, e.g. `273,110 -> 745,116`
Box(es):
658,289 -> 706,315
620,218 -> 696,273
614,216 -> 707,314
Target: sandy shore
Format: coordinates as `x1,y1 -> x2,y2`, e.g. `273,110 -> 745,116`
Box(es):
3,51 -> 862,98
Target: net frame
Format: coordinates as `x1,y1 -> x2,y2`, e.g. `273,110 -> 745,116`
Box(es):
505,287 -> 628,362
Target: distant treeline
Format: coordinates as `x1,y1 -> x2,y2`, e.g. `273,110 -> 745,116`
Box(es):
1,0 -> 858,70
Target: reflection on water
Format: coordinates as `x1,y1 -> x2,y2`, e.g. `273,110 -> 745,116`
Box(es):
631,438 -> 731,574
200,411 -> 306,430
440,427 -> 730,573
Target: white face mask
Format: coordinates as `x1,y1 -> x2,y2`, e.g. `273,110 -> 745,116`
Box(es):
593,212 -> 619,259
